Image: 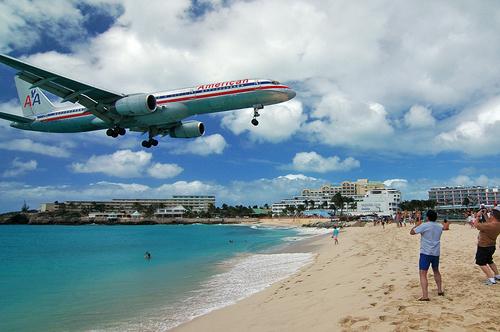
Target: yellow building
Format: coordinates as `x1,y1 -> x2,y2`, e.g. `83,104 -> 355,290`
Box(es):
302,179 -> 384,198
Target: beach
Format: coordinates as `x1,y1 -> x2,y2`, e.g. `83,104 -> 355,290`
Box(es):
174,223 -> 500,332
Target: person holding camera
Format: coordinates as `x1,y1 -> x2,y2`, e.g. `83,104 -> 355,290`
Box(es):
477,205 -> 488,223
473,206 -> 500,285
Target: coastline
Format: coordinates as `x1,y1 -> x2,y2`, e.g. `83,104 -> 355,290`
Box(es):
173,223 -> 500,332
108,224 -> 325,331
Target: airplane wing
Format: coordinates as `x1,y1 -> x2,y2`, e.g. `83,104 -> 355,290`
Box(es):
0,54 -> 124,123
0,111 -> 34,123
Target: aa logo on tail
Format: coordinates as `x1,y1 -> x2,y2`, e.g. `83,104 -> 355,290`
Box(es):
23,90 -> 41,108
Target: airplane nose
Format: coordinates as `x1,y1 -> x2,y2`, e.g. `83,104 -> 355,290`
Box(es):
287,89 -> 296,100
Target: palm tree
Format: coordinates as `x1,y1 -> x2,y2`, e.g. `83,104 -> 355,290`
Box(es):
345,197 -> 356,210
21,200 -> 29,213
333,193 -> 346,216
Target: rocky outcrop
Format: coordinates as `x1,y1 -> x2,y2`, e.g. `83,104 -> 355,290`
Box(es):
0,213 -> 259,225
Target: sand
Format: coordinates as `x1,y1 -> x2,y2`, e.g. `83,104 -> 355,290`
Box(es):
173,223 -> 499,332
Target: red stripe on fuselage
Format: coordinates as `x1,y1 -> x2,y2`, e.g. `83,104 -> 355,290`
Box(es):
40,111 -> 93,122
156,85 -> 289,105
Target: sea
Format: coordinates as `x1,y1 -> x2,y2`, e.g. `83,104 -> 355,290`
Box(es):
0,224 -> 323,331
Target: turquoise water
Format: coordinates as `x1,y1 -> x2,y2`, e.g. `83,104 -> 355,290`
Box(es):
0,224 -> 309,331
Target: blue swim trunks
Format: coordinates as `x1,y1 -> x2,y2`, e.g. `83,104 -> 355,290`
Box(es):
419,253 -> 439,270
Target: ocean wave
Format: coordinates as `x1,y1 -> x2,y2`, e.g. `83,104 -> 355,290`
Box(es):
294,227 -> 332,236
109,253 -> 313,331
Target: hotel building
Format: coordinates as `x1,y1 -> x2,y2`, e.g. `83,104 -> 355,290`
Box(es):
271,179 -> 395,216
428,186 -> 499,207
40,195 -> 216,213
301,179 -> 385,198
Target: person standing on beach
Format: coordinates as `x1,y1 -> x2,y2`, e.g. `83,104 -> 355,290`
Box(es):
442,219 -> 450,231
410,210 -> 444,301
332,225 -> 340,245
473,206 -> 500,285
466,211 -> 475,229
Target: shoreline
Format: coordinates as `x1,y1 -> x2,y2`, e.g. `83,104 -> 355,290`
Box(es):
134,225 -> 326,331
173,223 -> 499,332
168,228 -> 330,332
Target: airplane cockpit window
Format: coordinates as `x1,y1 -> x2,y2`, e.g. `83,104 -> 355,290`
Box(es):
272,80 -> 280,85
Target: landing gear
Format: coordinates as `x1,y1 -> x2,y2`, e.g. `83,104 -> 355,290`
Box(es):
106,128 -> 115,137
141,138 -> 158,148
106,126 -> 126,138
251,104 -> 263,126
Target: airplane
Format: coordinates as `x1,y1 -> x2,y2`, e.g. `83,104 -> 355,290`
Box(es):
0,54 -> 296,147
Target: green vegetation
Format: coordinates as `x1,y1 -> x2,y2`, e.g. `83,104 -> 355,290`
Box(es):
182,203 -> 270,218
331,193 -> 357,216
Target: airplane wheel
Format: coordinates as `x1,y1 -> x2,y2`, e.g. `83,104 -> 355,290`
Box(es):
150,139 -> 158,146
111,132 -> 119,138
106,128 -> 114,136
118,127 -> 126,136
142,140 -> 151,148
251,118 -> 259,126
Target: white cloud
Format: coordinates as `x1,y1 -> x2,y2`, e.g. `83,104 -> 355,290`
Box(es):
71,149 -> 183,178
404,105 -> 436,129
221,99 -> 306,143
2,1 -> 500,156
289,151 -> 360,173
171,134 -> 228,155
383,178 -> 408,189
156,180 -> 221,196
2,158 -> 37,177
147,163 -> 183,179
449,175 -> 492,187
0,138 -> 70,158
278,174 -> 318,181
301,88 -> 394,149
0,0 -> 119,53
434,96 -> 500,155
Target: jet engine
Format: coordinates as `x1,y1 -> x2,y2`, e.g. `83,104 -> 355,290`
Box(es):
169,121 -> 205,138
115,94 -> 157,116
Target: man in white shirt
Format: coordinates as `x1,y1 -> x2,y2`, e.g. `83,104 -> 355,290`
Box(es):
410,210 -> 444,301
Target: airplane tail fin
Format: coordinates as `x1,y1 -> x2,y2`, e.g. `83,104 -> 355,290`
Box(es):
14,76 -> 56,117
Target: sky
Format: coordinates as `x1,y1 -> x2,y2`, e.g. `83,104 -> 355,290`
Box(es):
1,0 -> 500,212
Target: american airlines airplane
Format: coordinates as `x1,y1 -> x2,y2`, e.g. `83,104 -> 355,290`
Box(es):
0,54 -> 296,148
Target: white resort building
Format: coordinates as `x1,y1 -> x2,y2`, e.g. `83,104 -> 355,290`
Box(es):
271,179 -> 398,216
155,206 -> 187,218
356,189 -> 401,216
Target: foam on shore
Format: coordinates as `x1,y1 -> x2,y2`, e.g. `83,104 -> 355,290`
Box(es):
106,252 -> 314,332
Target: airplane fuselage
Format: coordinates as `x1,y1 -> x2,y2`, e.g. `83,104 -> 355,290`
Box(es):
11,79 -> 295,133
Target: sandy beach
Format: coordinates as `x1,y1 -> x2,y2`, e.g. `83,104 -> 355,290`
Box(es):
173,223 -> 499,332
